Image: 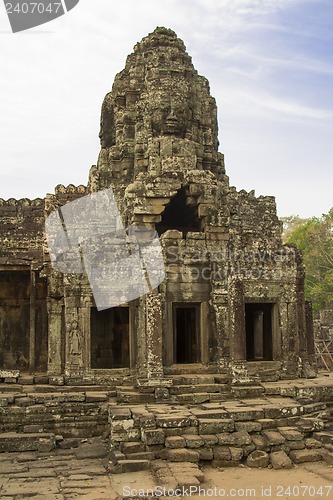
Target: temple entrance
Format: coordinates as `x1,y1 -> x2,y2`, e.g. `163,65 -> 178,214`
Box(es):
173,303 -> 200,363
245,303 -> 273,361
90,306 -> 130,368
0,270 -> 48,372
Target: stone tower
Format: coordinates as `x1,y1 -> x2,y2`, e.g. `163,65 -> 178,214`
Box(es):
0,27 -> 316,384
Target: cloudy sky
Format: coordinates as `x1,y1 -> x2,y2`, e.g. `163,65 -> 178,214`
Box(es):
0,0 -> 332,217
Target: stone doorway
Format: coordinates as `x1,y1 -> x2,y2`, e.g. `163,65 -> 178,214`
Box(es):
173,303 -> 201,364
245,303 -> 273,361
0,270 -> 48,372
90,306 -> 130,369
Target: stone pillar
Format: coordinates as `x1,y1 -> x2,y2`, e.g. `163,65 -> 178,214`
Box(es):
227,279 -> 250,385
29,270 -> 36,373
47,299 -> 63,376
145,292 -> 164,380
64,298 -> 84,378
228,278 -> 246,361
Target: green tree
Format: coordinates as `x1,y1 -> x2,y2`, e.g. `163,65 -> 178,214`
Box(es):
285,208 -> 333,313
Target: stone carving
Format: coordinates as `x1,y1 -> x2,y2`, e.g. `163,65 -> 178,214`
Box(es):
69,320 -> 81,355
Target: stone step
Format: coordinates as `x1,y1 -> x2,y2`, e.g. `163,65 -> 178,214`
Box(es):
231,386 -> 265,398
116,391 -> 155,404
176,393 -> 211,404
109,459 -> 150,473
171,375 -> 217,386
170,384 -> 227,395
0,432 -> 56,453
313,431 -> 333,445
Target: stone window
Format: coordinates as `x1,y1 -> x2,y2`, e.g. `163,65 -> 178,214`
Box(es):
156,187 -> 200,236
173,303 -> 201,363
245,303 -> 273,361
90,306 -> 130,369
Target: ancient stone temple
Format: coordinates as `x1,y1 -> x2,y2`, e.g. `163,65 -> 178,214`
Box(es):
0,27 -> 316,386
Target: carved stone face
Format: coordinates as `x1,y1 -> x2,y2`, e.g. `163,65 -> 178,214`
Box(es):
150,100 -> 189,139
99,100 -> 116,148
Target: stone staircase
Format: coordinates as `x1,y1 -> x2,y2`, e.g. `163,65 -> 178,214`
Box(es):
0,378 -> 116,451
108,396 -> 333,475
116,374 -> 231,404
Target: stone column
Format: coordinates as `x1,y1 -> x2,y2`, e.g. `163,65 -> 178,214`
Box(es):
228,278 -> 246,361
47,299 -> 63,376
227,278 -> 251,385
64,298 -> 84,378
29,270 -> 36,373
145,292 -> 164,380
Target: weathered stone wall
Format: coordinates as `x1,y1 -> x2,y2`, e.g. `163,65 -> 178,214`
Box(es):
0,198 -> 44,267
314,310 -> 333,370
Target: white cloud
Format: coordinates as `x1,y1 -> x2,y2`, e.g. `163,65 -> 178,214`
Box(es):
0,0 -> 332,217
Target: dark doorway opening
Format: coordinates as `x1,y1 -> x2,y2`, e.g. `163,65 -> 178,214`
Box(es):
0,271 -> 30,371
245,303 -> 273,361
156,187 -> 200,236
173,304 -> 200,363
91,307 -> 130,368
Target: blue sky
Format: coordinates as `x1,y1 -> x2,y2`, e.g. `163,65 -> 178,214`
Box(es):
0,0 -> 332,217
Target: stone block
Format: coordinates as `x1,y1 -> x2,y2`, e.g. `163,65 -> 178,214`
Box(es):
320,449 -> 333,465
262,430 -> 286,446
198,447 -> 213,460
111,429 -> 141,442
120,441 -> 146,454
304,438 -> 322,449
270,451 -> 293,469
200,434 -> 219,446
246,450 -> 270,468
213,445 -> 230,460
0,370 -> 19,379
142,428 -> 165,445
235,421 -> 262,433
15,397 -> 34,407
111,459 -> 150,473
184,435 -> 205,448
112,418 -> 135,432
162,448 -> 200,462
257,418 -> 277,429
199,418 -> 234,434
110,450 -> 126,463
108,406 -> 131,420
229,447 -> 244,461
278,427 -> 303,441
132,411 -> 156,429
156,415 -> 191,428
227,407 -> 264,421
23,425 -> 44,433
0,433 -> 55,453
290,449 -> 323,463
251,434 -> 269,451
58,439 -> 79,449
125,451 -> 156,461
165,436 -> 186,448
288,440 -> 305,450
33,376 -> 49,385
